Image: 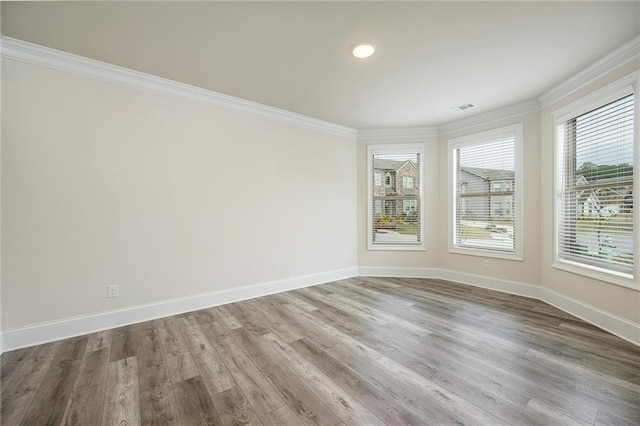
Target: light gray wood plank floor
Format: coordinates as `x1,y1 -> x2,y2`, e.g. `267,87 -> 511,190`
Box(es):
2,277 -> 639,425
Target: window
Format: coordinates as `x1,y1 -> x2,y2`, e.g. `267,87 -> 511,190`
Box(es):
368,144 -> 425,250
554,79 -> 636,288
374,173 -> 382,186
374,199 -> 382,214
448,124 -> 523,259
403,199 -> 417,212
494,202 -> 503,216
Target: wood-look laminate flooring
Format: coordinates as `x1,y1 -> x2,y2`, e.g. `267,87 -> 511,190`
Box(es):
2,277 -> 640,425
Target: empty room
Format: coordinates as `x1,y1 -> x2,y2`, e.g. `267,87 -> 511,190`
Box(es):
1,1 -> 639,425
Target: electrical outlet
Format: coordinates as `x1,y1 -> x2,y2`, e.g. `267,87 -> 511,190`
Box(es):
107,285 -> 119,298
482,259 -> 490,269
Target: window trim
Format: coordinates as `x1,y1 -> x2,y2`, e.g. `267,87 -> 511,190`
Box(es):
551,72 -> 639,290
447,124 -> 523,260
367,143 -> 426,251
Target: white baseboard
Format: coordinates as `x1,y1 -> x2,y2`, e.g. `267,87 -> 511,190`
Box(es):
437,269 -> 540,299
359,266 -> 638,347
0,267 -> 359,353
2,265 -> 638,353
539,287 -> 640,347
358,266 -> 441,279
358,266 -> 540,299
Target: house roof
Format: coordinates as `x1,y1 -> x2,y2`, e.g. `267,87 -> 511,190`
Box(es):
374,159 -> 415,171
576,175 -> 589,186
461,167 -> 514,181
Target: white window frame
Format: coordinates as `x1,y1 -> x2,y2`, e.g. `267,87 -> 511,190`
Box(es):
367,143 -> 426,251
448,124 -> 523,260
374,172 -> 382,186
552,73 -> 639,290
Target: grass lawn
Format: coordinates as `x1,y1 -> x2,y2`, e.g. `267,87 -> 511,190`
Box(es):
396,223 -> 419,235
458,224 -> 494,239
576,214 -> 633,236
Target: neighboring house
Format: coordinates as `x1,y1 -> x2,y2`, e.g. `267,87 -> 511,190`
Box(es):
576,175 -> 600,217
579,192 -> 602,217
576,175 -> 633,217
620,190 -> 633,214
458,167 -> 515,220
373,158 -> 419,218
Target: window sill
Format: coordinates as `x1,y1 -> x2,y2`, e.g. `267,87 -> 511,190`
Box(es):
368,244 -> 426,251
553,260 -> 638,291
449,246 -> 522,261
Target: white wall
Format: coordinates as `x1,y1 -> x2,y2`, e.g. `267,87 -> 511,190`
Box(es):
1,58 -> 357,331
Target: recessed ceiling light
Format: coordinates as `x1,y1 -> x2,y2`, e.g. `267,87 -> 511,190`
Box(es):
351,43 -> 376,59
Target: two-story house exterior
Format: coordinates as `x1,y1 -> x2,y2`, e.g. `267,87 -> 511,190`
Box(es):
372,158 -> 419,220
458,167 -> 515,220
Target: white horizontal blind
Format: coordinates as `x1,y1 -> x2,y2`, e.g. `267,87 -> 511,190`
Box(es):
557,94 -> 634,276
371,151 -> 421,245
453,135 -> 516,252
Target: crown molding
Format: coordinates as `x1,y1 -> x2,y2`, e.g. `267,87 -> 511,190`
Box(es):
357,126 -> 438,140
438,98 -> 540,135
538,35 -> 640,108
0,36 -> 357,139
2,35 -> 637,140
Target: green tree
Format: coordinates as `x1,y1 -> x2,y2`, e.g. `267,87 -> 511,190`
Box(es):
577,162 -> 633,183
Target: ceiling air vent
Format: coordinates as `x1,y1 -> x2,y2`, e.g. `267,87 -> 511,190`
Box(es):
451,102 -> 476,112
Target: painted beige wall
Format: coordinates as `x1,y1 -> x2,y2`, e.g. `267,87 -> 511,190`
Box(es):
436,112 -> 542,287
1,58 -> 357,329
357,136 -> 439,268
540,60 -> 640,324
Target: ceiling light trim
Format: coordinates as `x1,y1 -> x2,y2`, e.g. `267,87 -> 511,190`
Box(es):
357,127 -> 438,139
0,36 -> 357,139
351,43 -> 376,59
538,35 -> 640,108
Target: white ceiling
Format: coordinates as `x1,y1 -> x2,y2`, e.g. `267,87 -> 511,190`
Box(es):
2,1 -> 639,129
